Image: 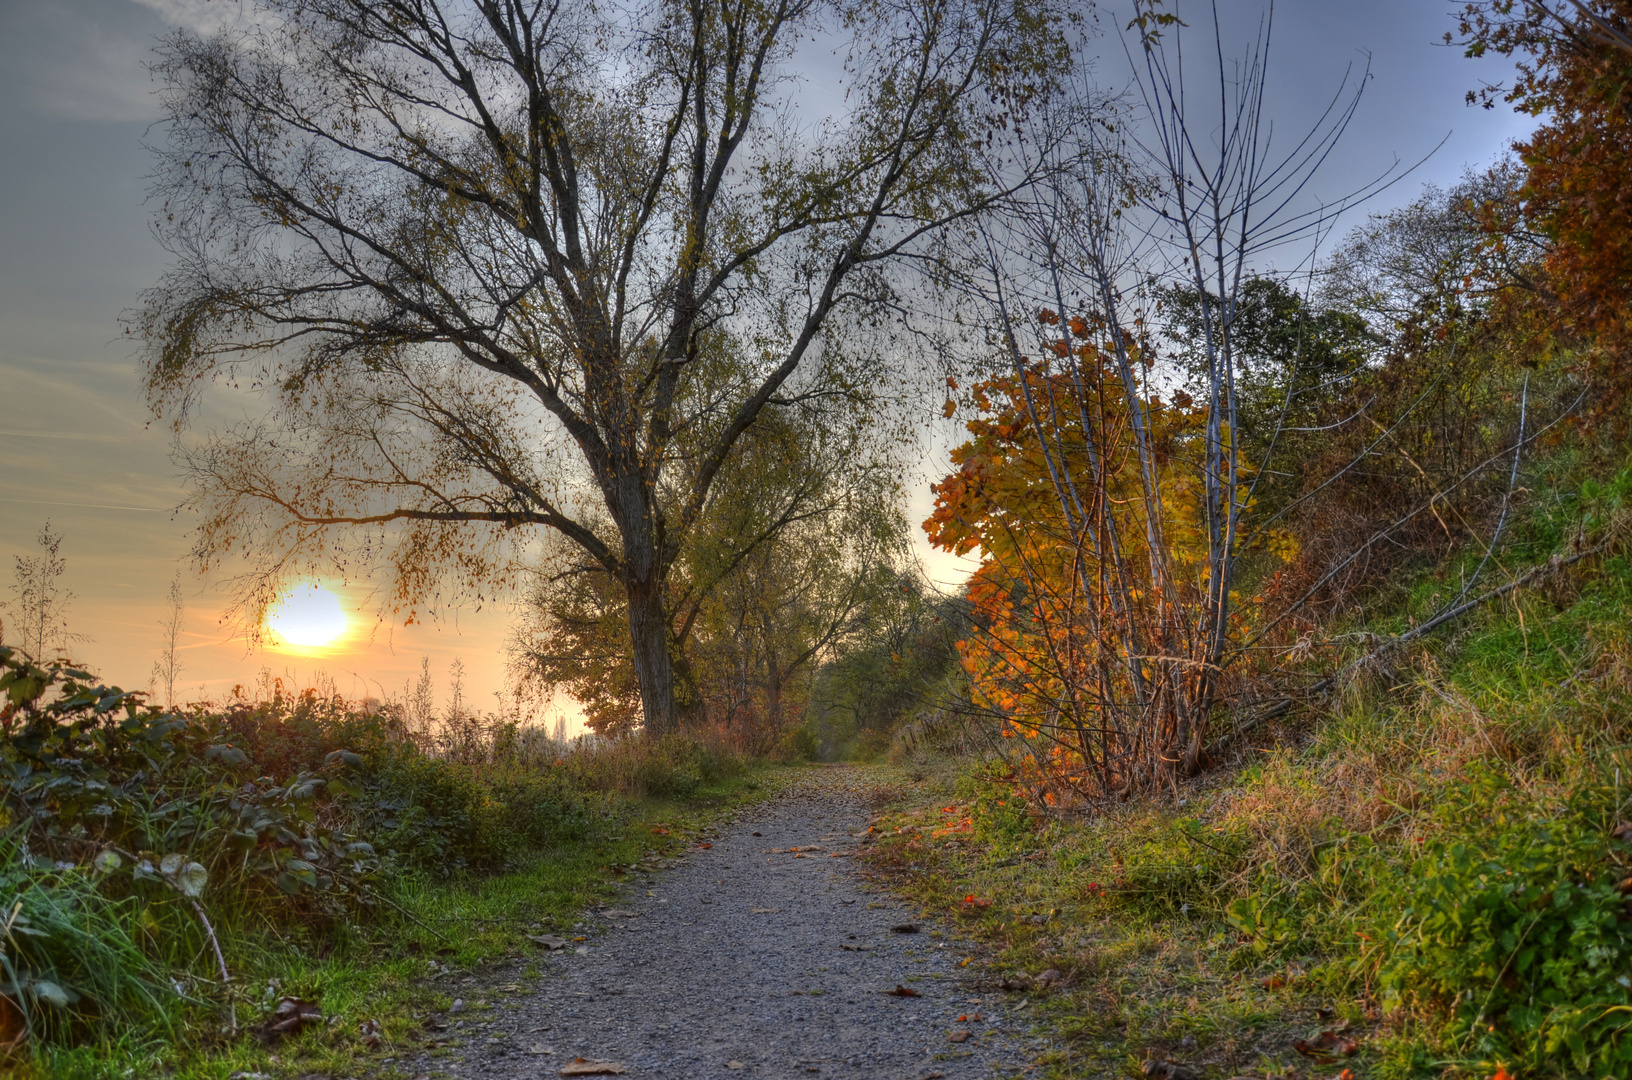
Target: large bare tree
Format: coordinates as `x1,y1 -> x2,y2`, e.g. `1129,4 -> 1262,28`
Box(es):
137,0 -> 1070,732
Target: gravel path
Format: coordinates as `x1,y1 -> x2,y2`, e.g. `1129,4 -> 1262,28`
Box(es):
402,768 -> 1035,1080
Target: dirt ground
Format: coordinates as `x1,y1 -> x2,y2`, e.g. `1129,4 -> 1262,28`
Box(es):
396,768 -> 1038,1080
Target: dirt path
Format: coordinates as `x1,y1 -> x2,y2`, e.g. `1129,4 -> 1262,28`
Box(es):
401,768 -> 1036,1080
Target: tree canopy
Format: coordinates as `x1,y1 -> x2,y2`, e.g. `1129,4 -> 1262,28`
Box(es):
137,0 -> 1074,732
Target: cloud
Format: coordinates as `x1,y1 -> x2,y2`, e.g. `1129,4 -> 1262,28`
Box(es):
0,0 -> 266,124
0,1 -> 162,122
129,0 -> 252,34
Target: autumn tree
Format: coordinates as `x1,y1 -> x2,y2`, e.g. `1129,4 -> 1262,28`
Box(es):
1457,0 -> 1632,417
512,394 -> 910,742
926,0 -> 1392,796
137,0 -> 1073,734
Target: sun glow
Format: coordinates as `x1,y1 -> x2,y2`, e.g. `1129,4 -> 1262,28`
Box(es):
267,585 -> 349,649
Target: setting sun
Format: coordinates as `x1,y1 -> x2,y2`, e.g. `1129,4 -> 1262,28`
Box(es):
266,585 -> 348,649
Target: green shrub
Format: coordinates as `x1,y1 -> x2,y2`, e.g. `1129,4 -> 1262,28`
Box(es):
362,745 -> 588,874
1375,767 -> 1632,1076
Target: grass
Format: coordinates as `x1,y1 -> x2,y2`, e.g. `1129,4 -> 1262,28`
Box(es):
21,766 -> 785,1079
0,647 -> 798,1077
864,460 -> 1632,1079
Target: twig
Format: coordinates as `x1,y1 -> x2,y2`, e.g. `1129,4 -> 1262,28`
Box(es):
1219,528 -> 1622,751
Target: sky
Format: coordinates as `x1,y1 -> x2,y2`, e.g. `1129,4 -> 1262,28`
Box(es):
0,0 -> 1535,721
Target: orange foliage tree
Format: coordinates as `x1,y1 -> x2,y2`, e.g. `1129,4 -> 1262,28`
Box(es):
926,319 -> 1288,801
1457,1 -> 1632,417
926,340 -> 1220,799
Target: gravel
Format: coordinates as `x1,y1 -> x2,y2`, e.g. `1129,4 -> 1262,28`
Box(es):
399,768 -> 1033,1080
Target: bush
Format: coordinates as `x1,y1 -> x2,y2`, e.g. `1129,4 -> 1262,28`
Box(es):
562,731 -> 743,799
361,743 -> 587,874
1375,768 -> 1632,1076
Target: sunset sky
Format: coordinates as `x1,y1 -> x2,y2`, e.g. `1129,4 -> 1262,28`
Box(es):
0,0 -> 1534,723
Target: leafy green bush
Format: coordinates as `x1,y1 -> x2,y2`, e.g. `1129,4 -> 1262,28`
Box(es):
2,650 -> 381,918
362,743 -> 587,874
1376,768 -> 1632,1076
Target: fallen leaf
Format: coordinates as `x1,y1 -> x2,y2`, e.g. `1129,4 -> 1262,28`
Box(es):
948,1030 -> 971,1043
258,997 -> 323,1040
650,827 -> 670,835
1612,821 -> 1632,842
1035,968 -> 1064,989
527,1043 -> 557,1056
890,924 -> 920,934
1141,1061 -> 1199,1080
1261,975 -> 1286,990
956,1013 -> 982,1022
727,1062 -> 745,1070
557,1058 -> 628,1076
883,984 -> 921,997
752,831 -> 762,837
358,1018 -> 383,1048
751,908 -> 782,914
600,909 -> 640,919
1292,1030 -> 1360,1064
697,842 -> 712,849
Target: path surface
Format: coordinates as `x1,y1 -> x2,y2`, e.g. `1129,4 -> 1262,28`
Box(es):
402,768 -> 1036,1080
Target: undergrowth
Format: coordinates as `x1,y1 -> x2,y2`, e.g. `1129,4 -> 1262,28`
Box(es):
0,656 -> 766,1076
868,458 -> 1632,1079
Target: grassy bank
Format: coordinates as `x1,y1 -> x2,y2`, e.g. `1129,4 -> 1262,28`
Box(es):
0,657 -> 782,1078
867,462 -> 1632,1079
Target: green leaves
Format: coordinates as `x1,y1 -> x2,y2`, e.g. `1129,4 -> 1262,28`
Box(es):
159,855 -> 209,899
204,743 -> 248,765
1376,769 -> 1632,1073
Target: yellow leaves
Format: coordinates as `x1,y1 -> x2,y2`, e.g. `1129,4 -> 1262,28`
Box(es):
1261,527 -> 1301,563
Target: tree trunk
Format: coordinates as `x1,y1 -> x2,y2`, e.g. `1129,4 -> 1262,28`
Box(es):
626,577 -> 680,735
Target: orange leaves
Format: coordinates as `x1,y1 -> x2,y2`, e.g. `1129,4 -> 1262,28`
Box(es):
1460,3 -> 1632,420
1291,1030 -> 1359,1064
961,894 -> 993,913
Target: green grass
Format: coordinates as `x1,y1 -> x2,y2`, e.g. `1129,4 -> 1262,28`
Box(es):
865,460 -> 1632,1079
22,767 -> 785,1079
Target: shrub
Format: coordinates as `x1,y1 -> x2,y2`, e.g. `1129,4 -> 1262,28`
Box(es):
1375,767 -> 1632,1076
361,743 -> 587,875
